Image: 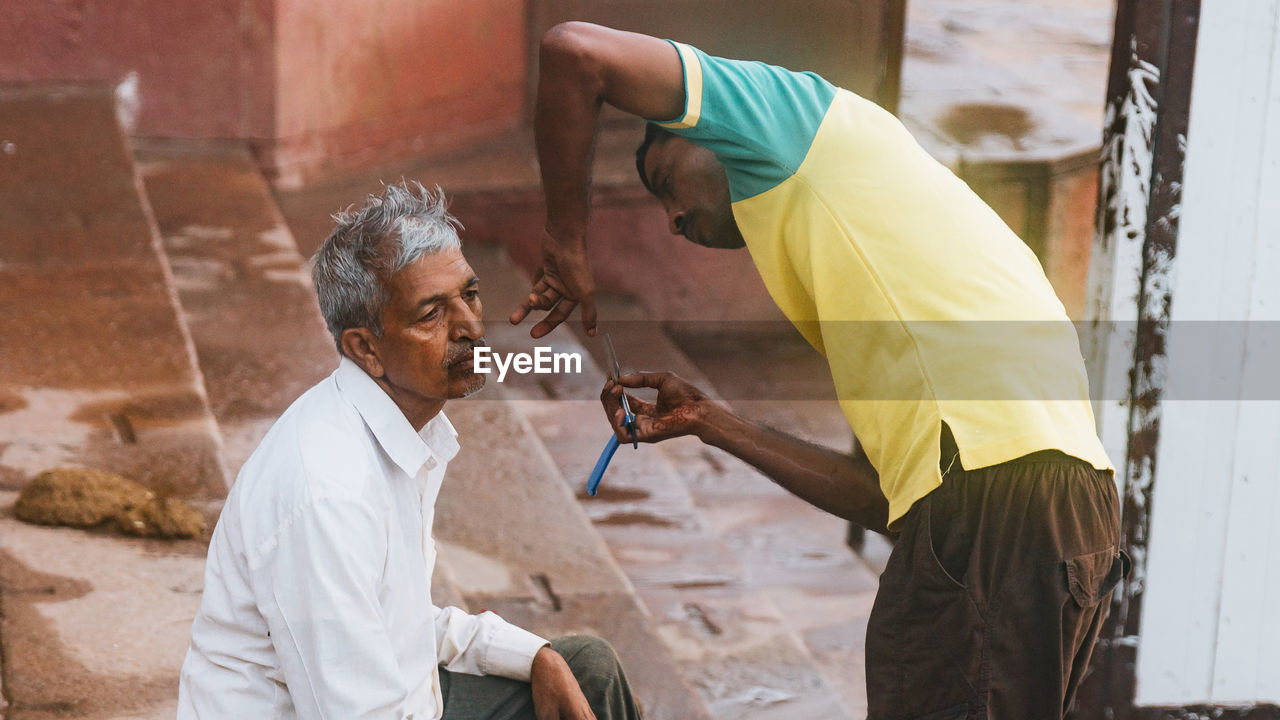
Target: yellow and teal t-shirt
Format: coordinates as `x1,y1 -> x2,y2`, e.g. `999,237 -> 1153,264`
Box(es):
655,41 -> 1113,527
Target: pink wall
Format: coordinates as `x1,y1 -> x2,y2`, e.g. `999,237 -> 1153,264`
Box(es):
268,0 -> 529,186
0,0 -> 275,139
1,0 -> 528,184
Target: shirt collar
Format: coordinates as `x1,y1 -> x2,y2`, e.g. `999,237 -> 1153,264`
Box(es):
334,357 -> 461,477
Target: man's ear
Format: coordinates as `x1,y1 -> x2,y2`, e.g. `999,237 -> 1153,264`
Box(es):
341,328 -> 384,378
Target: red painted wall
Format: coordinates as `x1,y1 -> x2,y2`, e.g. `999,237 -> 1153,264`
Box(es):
1,0 -> 528,184
0,0 -> 275,139
267,0 -> 528,186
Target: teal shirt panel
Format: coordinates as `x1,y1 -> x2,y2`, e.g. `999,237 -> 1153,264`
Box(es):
656,41 -> 837,203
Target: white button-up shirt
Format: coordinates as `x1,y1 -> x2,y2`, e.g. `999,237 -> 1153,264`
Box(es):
178,358 -> 548,719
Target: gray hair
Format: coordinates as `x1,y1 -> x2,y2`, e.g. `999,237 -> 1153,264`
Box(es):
311,181 -> 462,354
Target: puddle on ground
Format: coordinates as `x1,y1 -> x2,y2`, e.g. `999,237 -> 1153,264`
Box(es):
0,387 -> 28,414
670,578 -> 732,590
0,387 -> 226,500
575,485 -> 651,502
0,548 -> 176,718
938,102 -> 1035,150
594,511 -> 679,528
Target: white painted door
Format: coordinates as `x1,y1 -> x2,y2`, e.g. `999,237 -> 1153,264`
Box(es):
1134,0 -> 1280,705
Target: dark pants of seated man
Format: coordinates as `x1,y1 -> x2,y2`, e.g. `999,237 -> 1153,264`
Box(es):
440,635 -> 642,720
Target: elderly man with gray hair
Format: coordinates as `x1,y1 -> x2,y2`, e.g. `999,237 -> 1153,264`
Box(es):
177,182 -> 641,720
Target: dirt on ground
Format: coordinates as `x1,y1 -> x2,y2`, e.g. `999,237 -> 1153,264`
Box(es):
13,467 -> 206,539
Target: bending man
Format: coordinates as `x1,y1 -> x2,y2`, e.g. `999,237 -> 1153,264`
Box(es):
512,22 -> 1127,720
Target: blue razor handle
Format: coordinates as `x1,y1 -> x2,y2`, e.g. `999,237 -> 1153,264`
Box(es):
587,434 -> 621,496
590,332 -> 637,495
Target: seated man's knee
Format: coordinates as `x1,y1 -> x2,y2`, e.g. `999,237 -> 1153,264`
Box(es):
551,635 -> 640,719
553,634 -> 624,694
551,634 -> 619,676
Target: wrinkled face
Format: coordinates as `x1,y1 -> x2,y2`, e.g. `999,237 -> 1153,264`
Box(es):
373,246 -> 486,412
643,135 -> 746,250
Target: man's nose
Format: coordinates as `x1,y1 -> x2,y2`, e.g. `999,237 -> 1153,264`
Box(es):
666,208 -> 687,236
449,301 -> 484,340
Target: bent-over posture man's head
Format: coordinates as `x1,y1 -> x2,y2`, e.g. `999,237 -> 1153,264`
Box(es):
633,123 -> 744,250
177,182 -> 642,720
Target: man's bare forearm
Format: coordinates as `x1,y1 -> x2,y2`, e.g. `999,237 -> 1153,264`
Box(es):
695,403 -> 891,535
515,24 -> 688,336
535,23 -> 687,239
535,24 -> 601,242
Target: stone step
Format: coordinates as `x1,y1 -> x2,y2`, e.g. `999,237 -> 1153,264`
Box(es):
135,141 -> 340,475
585,303 -> 893,718
658,324 -> 896,575
0,85 -> 226,720
609,312 -> 894,718
462,246 -> 859,719
433,394 -> 712,720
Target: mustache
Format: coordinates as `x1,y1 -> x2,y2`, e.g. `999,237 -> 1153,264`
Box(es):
444,337 -> 487,368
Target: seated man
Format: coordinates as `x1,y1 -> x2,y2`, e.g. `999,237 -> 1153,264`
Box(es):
178,182 -> 641,720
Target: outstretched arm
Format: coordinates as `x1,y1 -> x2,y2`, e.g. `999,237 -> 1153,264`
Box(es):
510,22 -> 686,338
601,373 -> 891,535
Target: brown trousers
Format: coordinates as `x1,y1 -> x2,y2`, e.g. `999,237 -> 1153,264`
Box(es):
866,434 -> 1128,720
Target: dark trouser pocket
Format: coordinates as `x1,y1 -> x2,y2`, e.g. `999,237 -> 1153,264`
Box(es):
987,547 -> 1130,720
1065,547 -> 1128,608
1060,548 -> 1130,714
867,494 -> 981,720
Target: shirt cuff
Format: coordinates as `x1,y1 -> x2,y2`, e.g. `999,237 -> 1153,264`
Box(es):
481,615 -> 549,681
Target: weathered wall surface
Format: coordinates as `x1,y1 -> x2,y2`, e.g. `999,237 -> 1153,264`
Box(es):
268,0 -> 528,186
0,0 -> 528,185
527,0 -> 906,118
0,0 -> 275,139
1,2 -> 906,191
